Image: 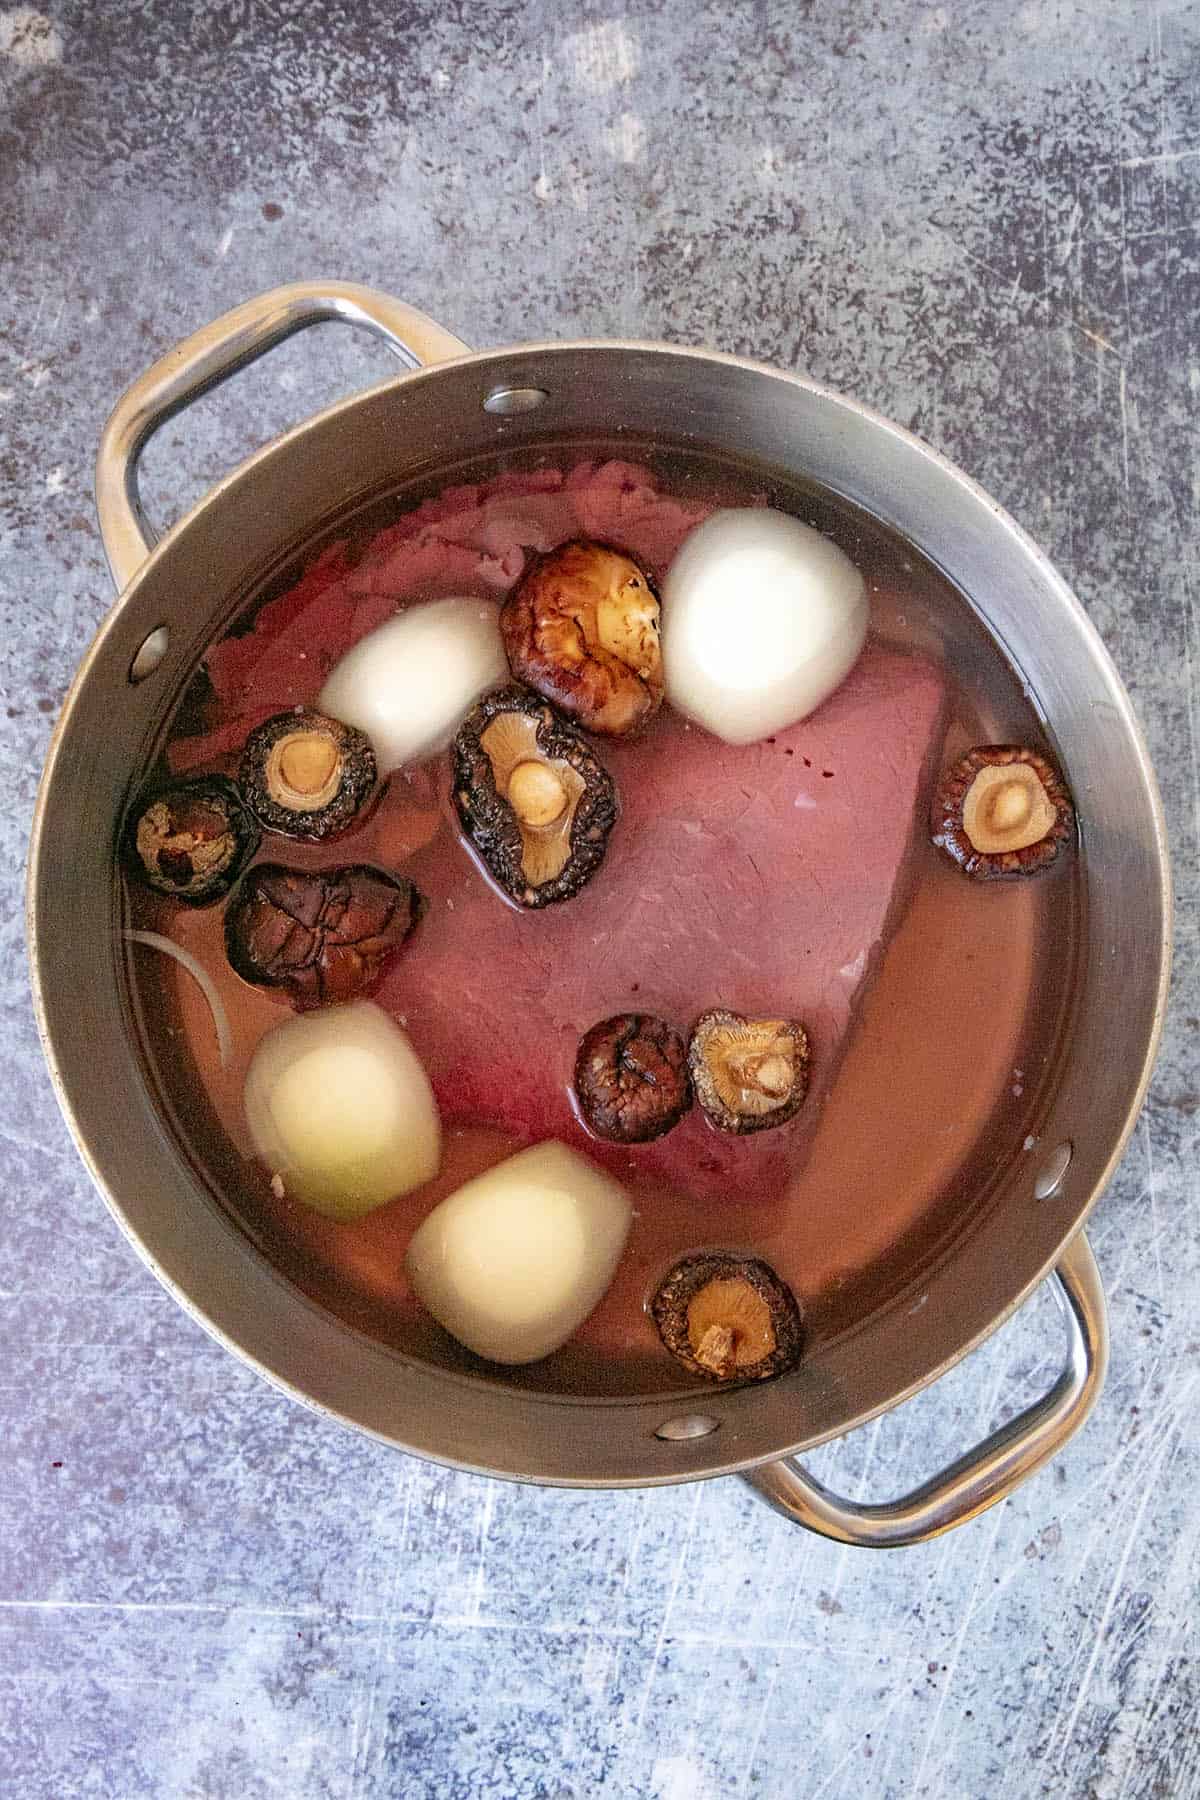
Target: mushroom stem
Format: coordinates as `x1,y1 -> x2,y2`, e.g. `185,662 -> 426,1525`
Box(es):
739,1052 -> 793,1097
987,779 -> 1033,832
959,758 -> 1059,856
508,758 -> 568,827
277,735 -> 339,796
689,1009 -> 810,1133
242,710 -> 376,838
694,1323 -> 737,1379
655,1254 -> 803,1384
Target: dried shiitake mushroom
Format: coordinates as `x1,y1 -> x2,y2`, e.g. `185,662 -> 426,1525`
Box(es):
240,709 -> 376,841
125,774 -> 260,905
652,1253 -> 804,1384
452,687 -> 618,908
573,1014 -> 691,1143
932,745 -> 1074,879
225,863 -> 423,1006
689,1009 -> 810,1134
500,540 -> 664,736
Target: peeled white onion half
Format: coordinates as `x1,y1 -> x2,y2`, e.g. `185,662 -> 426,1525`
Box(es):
661,508 -> 869,744
319,597 -> 508,773
244,1001 -> 441,1220
405,1141 -> 632,1364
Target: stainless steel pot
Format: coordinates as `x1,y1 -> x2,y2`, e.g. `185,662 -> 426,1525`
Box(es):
27,282 -> 1171,1547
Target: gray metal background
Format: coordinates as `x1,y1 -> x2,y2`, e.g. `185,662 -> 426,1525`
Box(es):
2,2 -> 1197,1795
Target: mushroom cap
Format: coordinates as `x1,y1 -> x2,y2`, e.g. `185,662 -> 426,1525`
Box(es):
501,540 -> 664,736
688,1009 -> 810,1134
225,863 -> 423,1006
573,1014 -> 692,1143
125,774 -> 260,905
452,687 -> 618,908
932,745 -> 1073,879
652,1253 -> 804,1384
240,710 -> 376,842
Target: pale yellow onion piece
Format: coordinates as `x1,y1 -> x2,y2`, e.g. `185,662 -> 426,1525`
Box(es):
244,1001 -> 440,1220
405,1141 -> 632,1364
319,597 -> 508,773
126,929 -> 231,1070
662,508 -> 868,745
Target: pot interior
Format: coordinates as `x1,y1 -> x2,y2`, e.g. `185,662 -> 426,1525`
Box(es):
29,346 -> 1168,1484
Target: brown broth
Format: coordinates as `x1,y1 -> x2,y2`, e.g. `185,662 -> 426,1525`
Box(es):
123,444 -> 1080,1398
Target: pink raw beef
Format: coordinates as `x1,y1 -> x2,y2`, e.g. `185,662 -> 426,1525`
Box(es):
168,453 -> 947,1210
377,640 -> 947,1206
169,462 -> 710,773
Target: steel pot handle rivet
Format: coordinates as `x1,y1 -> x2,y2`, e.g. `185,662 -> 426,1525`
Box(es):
95,280 -> 470,594
128,625 -> 170,684
483,385 -> 550,416
655,1414 -> 721,1441
1035,1140 -> 1074,1199
741,1228 -> 1108,1548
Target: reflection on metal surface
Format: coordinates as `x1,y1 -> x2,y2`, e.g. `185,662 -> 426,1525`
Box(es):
1035,1141 -> 1074,1200
128,626 -> 169,684
742,1231 -> 1107,1546
483,385 -> 550,415
95,280 -> 470,591
655,1415 -> 722,1441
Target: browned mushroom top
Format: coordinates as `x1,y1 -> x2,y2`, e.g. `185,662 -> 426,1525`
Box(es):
573,1014 -> 692,1143
240,710 -> 376,841
500,540 -> 664,736
225,863 -> 423,1006
652,1253 -> 804,1384
933,745 -> 1073,879
452,687 -> 618,908
688,1009 -> 810,1134
125,775 -> 260,905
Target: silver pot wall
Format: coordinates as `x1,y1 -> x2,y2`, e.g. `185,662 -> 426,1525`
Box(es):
27,283 -> 1171,1547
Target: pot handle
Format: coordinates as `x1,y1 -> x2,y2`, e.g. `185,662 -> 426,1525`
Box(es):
95,279 -> 469,591
742,1229 -> 1108,1548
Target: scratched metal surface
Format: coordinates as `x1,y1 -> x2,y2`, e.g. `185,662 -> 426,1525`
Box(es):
1,2 -> 1197,1795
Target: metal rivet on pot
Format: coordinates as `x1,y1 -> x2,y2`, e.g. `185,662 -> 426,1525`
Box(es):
654,1414 -> 721,1441
1034,1141 -> 1073,1200
129,626 -> 169,684
483,385 -> 550,415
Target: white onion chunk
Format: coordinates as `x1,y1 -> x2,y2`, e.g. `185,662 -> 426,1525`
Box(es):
405,1141 -> 632,1364
662,508 -> 868,744
243,1002 -> 440,1219
319,597 -> 508,773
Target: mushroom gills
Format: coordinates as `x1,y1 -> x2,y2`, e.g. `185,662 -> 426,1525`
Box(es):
962,761 -> 1056,855
452,686 -> 617,907
689,1010 -> 810,1133
265,730 -> 343,812
596,571 -> 660,680
136,800 -> 232,886
931,744 -> 1074,878
500,541 -> 664,736
687,1277 -> 778,1379
240,709 -> 376,840
480,711 -> 586,888
652,1252 -> 804,1384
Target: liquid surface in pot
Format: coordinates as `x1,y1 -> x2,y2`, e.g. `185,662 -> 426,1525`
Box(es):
123,442 -> 1080,1397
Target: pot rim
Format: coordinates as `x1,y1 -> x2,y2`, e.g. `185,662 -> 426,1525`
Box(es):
27,333 -> 1173,1488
